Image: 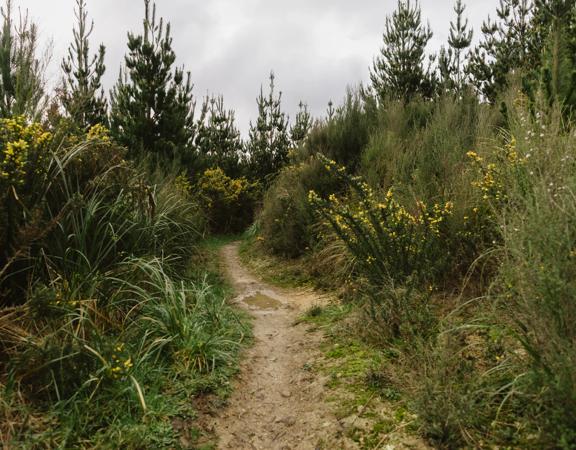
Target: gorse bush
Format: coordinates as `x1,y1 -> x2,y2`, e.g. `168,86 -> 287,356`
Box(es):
196,167 -> 258,233
0,116 -> 52,269
309,155 -> 454,338
309,155 -> 454,287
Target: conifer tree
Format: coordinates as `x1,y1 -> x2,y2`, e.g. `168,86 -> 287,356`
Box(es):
195,95 -> 244,178
534,1 -> 576,111
290,101 -> 312,145
439,0 -> 473,92
326,100 -> 335,121
0,0 -> 47,120
370,0 -> 434,102
61,0 -> 107,129
246,72 -> 289,181
468,0 -> 534,102
110,0 -> 194,160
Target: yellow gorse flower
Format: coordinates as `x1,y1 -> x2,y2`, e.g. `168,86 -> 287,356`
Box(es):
0,116 -> 52,187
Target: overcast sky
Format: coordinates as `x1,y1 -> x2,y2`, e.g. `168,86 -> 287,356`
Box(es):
18,0 -> 500,135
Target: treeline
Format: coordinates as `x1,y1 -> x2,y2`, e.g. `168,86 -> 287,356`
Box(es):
255,0 -> 576,448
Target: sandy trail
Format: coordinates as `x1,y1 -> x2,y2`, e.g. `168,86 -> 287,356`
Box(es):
211,243 -> 356,450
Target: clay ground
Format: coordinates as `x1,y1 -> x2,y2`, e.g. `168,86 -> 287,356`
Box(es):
206,243 -> 427,450
206,242 -> 353,450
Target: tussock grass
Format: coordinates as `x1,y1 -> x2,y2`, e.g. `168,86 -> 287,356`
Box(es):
0,126 -> 249,447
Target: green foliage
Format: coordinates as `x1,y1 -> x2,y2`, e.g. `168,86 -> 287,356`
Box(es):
246,72 -> 290,182
361,94 -> 490,198
370,0 -> 435,102
195,95 -> 244,178
134,262 -> 247,373
438,0 -> 473,93
310,157 -> 454,287
537,3 -> 576,113
302,89 -> 372,172
490,99 -> 576,448
196,167 -> 258,233
0,1 -> 47,120
290,101 -> 312,145
258,156 -> 341,258
309,157 -> 454,338
110,0 -> 195,161
0,116 -> 52,275
468,0 -> 535,102
0,119 -> 244,446
61,0 -> 107,130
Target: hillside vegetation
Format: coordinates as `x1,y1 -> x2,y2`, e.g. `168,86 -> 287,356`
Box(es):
2,0 -> 576,448
252,1 -> 576,448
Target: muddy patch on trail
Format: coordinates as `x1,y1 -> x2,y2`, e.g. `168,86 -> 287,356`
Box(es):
242,292 -> 282,310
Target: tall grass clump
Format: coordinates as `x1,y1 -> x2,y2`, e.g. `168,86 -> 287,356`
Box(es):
0,118 -> 247,447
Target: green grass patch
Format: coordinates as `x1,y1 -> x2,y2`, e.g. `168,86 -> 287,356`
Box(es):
300,304 -> 420,449
2,239 -> 251,449
238,236 -> 314,288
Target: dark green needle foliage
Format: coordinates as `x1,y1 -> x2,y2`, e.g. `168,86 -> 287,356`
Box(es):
532,0 -> 576,112
246,72 -> 290,182
61,0 -> 107,130
290,101 -> 312,146
0,0 -> 46,120
439,0 -> 473,93
195,95 -> 244,178
370,0 -> 435,102
110,0 -> 195,162
468,0 -> 535,102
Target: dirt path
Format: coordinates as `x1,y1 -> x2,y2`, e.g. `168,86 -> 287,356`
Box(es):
211,243 -> 356,450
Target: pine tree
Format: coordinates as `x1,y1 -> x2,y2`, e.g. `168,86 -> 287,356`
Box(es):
110,0 -> 194,160
370,0 -> 434,102
195,95 -> 244,178
326,100 -> 335,121
439,0 -> 473,92
290,101 -> 312,145
534,1 -> 576,111
247,72 -> 290,181
61,0 -> 107,130
467,0 -> 534,102
0,0 -> 47,120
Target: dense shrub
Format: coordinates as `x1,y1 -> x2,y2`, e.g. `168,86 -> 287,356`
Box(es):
301,89 -> 373,171
0,117 -> 244,447
258,156 -> 342,257
309,156 -> 453,337
196,167 -> 258,233
0,117 -> 53,270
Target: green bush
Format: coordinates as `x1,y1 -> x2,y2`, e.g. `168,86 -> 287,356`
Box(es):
259,156 -> 342,257
301,89 -> 373,171
492,98 -> 576,448
196,167 -> 258,233
0,118 -> 241,447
